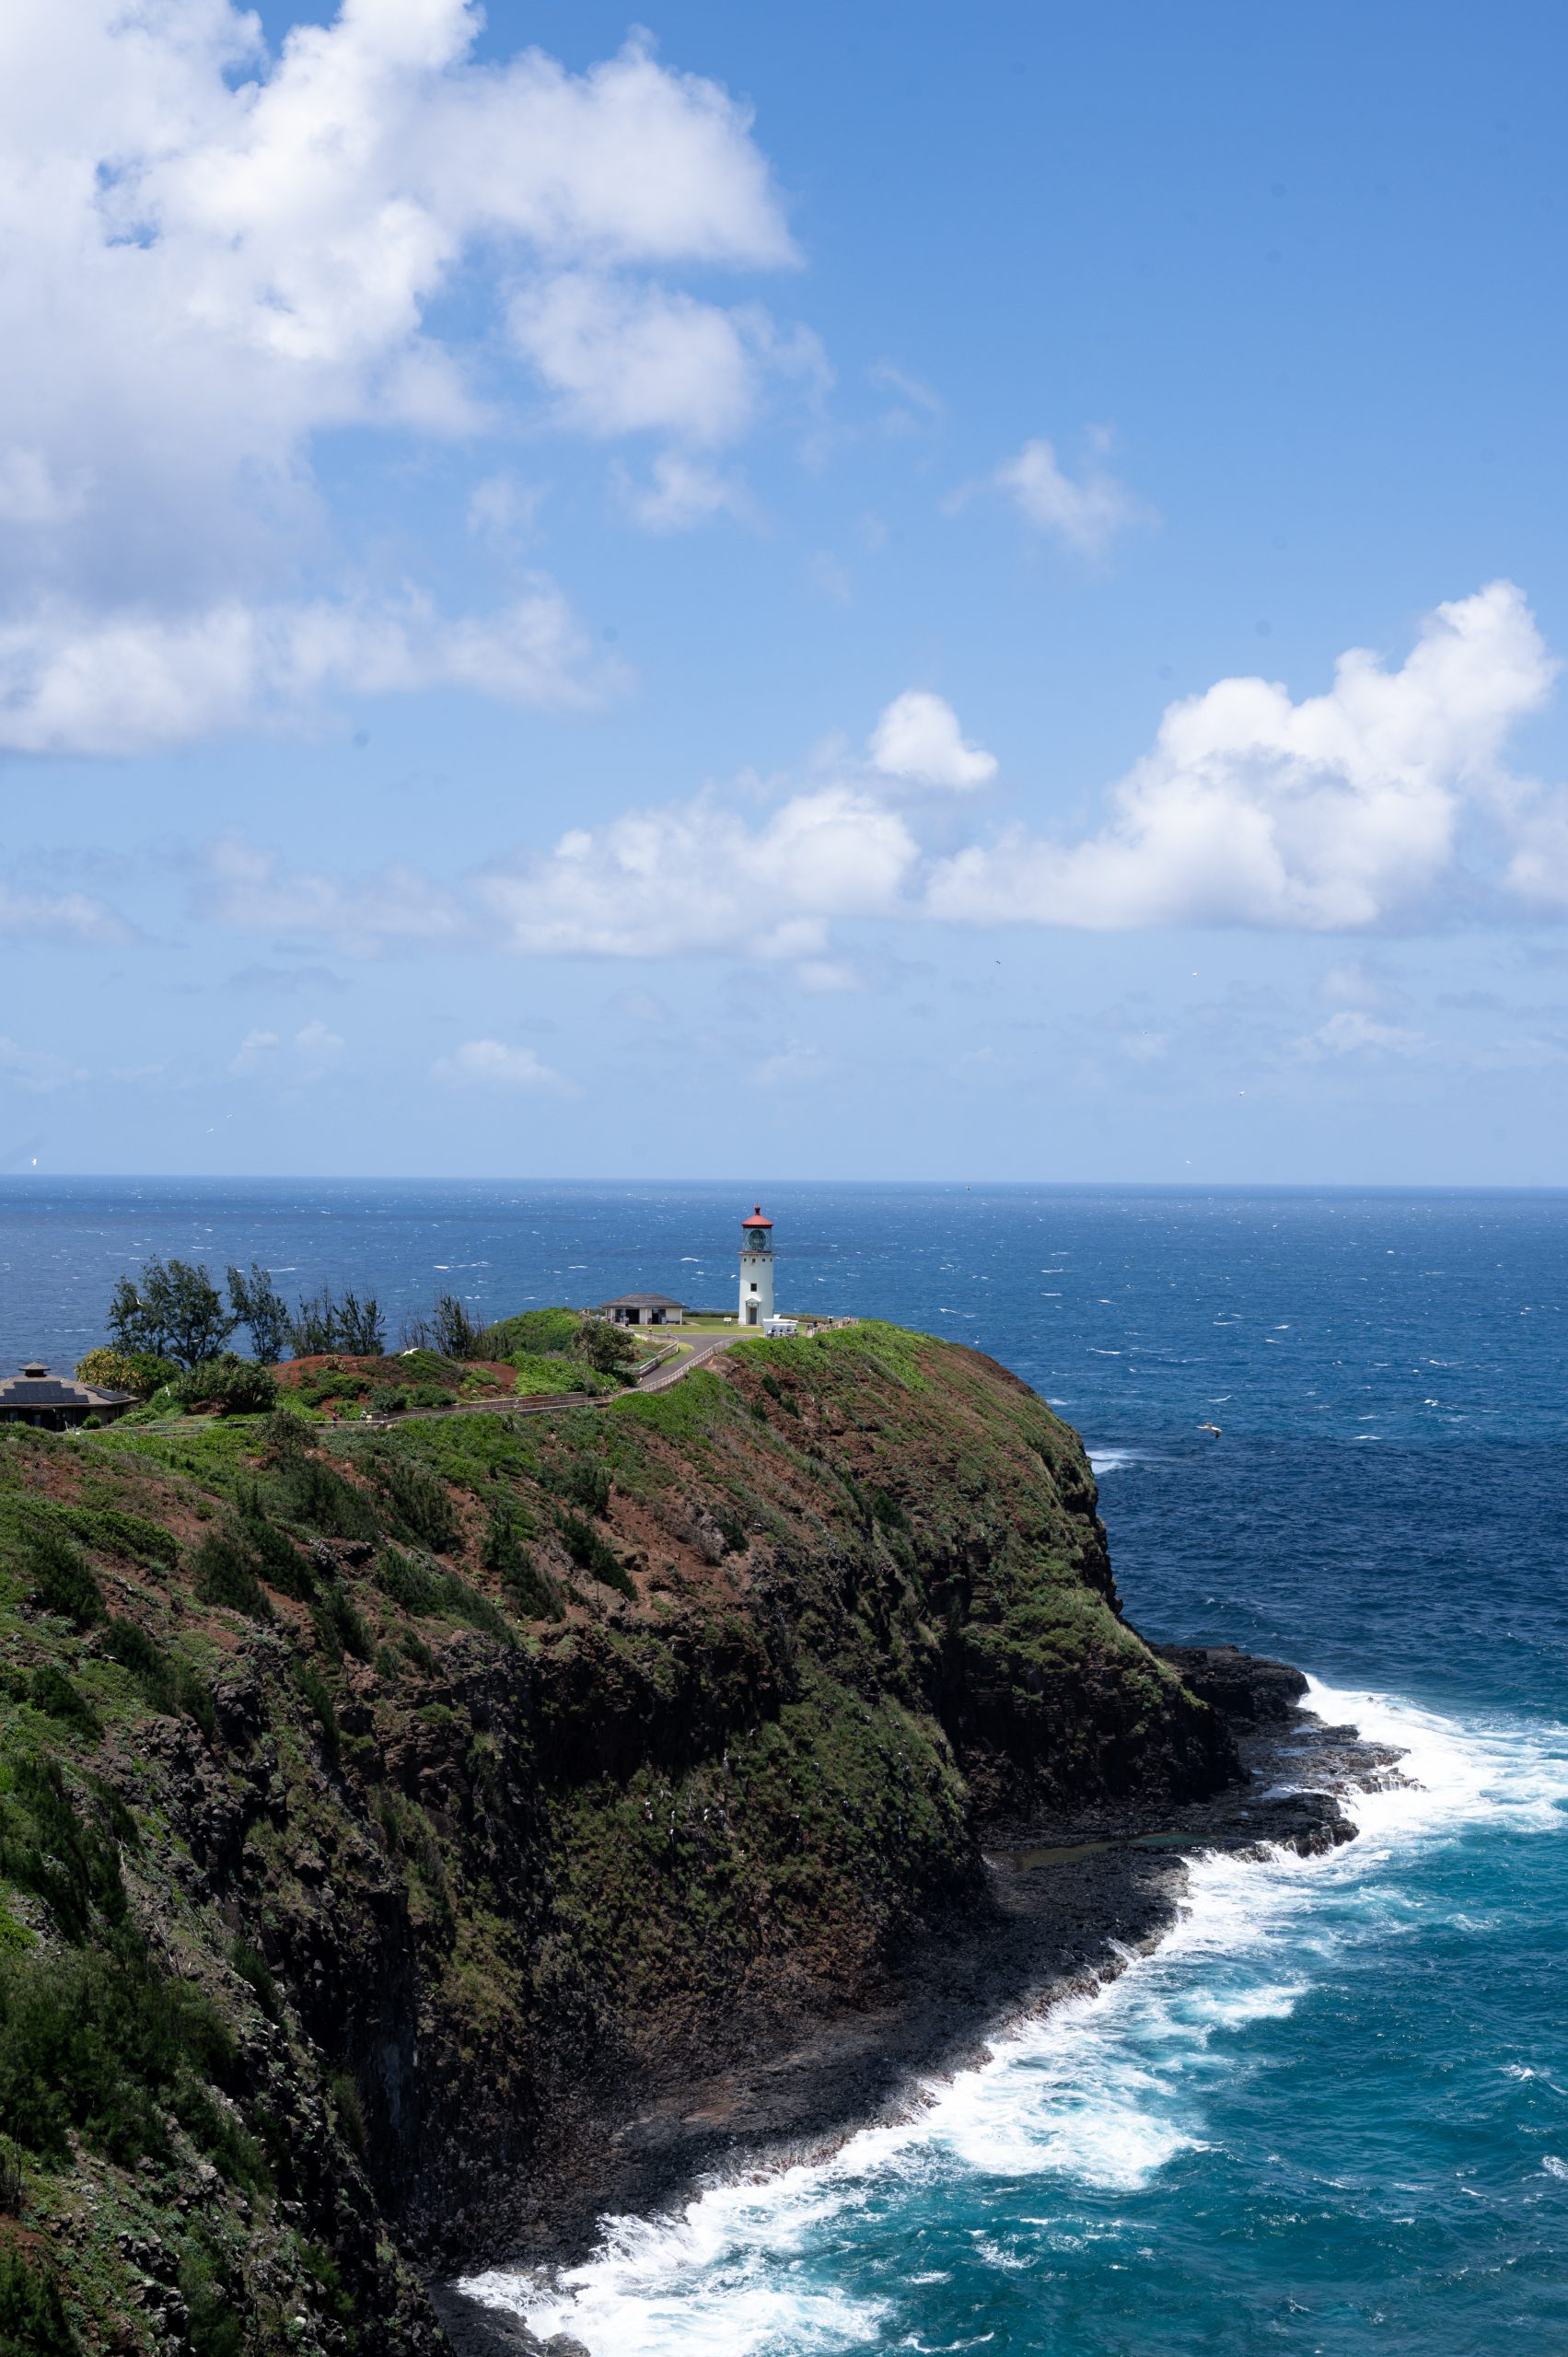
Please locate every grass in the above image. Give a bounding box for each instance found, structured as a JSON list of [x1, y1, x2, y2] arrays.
[[0, 1312, 1228, 2348], [509, 1352, 610, 1398]]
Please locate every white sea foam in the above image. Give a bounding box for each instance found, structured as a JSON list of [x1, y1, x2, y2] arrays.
[[460, 1680, 1568, 2357]]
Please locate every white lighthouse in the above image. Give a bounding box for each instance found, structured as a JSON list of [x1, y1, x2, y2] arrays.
[[738, 1203, 775, 1327]]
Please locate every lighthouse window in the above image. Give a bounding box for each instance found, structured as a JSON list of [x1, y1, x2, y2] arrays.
[[749, 1282, 758, 1292]]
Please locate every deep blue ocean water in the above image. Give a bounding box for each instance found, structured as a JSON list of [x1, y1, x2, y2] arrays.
[[5, 1179, 1566, 2354]]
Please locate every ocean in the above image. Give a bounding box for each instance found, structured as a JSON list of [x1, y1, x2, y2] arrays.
[[6, 1178, 1567, 2354]]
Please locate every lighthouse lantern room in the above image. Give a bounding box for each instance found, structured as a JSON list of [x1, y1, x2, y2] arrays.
[[738, 1204, 775, 1327]]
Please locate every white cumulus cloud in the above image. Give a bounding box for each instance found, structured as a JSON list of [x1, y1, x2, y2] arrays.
[[927, 582, 1554, 931], [230, 1019, 344, 1078], [992, 433, 1146, 556], [0, 586, 605, 756], [869, 691, 996, 791], [176, 583, 1568, 982], [1299, 1010, 1426, 1058], [294, 1019, 345, 1078], [432, 1039, 571, 1092], [511, 274, 761, 444], [0, 1037, 90, 1093], [0, 2, 797, 750], [482, 787, 918, 965], [1498, 783, 1568, 910], [0, 877, 130, 944], [614, 451, 756, 534], [229, 1028, 280, 1076], [201, 838, 464, 956]]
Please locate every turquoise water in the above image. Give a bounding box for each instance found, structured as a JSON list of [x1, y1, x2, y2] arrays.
[[5, 1179, 1566, 2352]]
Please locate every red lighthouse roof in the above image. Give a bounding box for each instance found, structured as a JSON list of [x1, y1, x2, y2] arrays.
[[741, 1204, 772, 1228]]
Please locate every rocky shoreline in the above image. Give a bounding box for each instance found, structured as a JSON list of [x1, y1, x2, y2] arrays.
[[1, 1325, 1408, 2352], [433, 1646, 1410, 2356]]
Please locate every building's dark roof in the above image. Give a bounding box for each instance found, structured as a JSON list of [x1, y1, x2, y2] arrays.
[[599, 1293, 688, 1310], [0, 1367, 134, 1409]]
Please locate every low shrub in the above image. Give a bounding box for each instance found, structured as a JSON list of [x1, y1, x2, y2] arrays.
[[549, 1456, 610, 1517], [23, 1529, 104, 1631], [0, 1757, 126, 1945], [229, 1938, 280, 2022], [259, 1409, 308, 1466], [300, 2241, 355, 2329], [75, 1346, 177, 1400], [569, 1317, 640, 1379], [377, 1547, 511, 1638], [372, 1455, 459, 1552], [180, 2247, 244, 2357], [482, 1505, 562, 1620], [327, 2067, 367, 2159], [102, 1620, 215, 1737], [190, 1534, 273, 1623], [0, 1935, 256, 2183], [377, 1547, 444, 1617], [311, 1581, 373, 1664], [0, 2245, 75, 2355], [29, 1666, 101, 1742], [172, 1356, 278, 1416], [61, 1505, 176, 1567], [440, 1574, 509, 1640], [556, 1510, 634, 1597], [279, 1457, 379, 1543], [480, 1306, 579, 1358], [294, 1661, 339, 1759], [233, 1488, 315, 1601], [510, 1351, 588, 1397], [296, 1365, 367, 1408], [394, 1348, 466, 1386]]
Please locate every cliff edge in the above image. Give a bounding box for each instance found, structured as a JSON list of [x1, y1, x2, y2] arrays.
[[0, 1324, 1251, 2352]]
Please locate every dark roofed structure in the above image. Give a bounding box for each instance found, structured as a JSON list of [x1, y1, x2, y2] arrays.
[[0, 1362, 135, 1431], [598, 1293, 688, 1328]]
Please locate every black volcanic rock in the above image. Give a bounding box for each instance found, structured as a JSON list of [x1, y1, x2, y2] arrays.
[[1152, 1641, 1309, 1724], [0, 1323, 1338, 2351]]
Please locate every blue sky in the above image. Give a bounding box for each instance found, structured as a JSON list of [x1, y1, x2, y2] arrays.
[[6, 0, 1568, 1181]]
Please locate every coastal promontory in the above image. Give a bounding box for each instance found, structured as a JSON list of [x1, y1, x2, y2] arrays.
[[0, 1322, 1317, 2353]]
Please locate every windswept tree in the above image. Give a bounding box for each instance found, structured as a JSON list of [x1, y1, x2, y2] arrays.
[[569, 1316, 640, 1378], [226, 1263, 291, 1364], [427, 1293, 483, 1360], [289, 1285, 385, 1359], [335, 1290, 385, 1355], [106, 1257, 235, 1370]]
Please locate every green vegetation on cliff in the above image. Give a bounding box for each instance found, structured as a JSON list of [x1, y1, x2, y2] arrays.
[[0, 1324, 1233, 2352]]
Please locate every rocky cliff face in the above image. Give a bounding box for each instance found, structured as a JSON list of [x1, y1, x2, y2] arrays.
[[0, 1325, 1238, 2353]]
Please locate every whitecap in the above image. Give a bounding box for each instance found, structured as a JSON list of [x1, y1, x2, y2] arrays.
[[462, 1680, 1568, 2357]]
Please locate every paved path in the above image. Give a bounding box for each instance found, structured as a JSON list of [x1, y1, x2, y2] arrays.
[[369, 1331, 740, 1427], [122, 1335, 746, 1440], [633, 1332, 738, 1392]]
